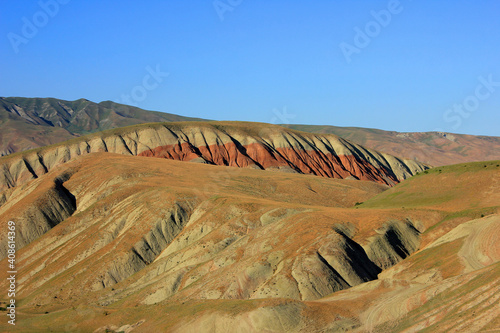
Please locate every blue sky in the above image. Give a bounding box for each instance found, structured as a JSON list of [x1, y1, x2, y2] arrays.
[[1, 0, 499, 136]]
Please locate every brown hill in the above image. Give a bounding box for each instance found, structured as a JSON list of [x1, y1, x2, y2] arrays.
[[0, 149, 498, 332], [283, 124, 500, 166], [0, 121, 427, 191], [0, 97, 205, 156]]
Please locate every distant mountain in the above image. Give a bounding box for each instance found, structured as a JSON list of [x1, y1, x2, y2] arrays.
[[282, 124, 500, 166], [0, 97, 206, 156]]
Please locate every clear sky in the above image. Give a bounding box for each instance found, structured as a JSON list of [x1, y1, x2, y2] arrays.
[[1, 0, 499, 136]]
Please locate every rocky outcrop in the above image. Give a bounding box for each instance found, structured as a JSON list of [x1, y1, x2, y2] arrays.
[[0, 153, 497, 333], [0, 122, 428, 191], [283, 124, 500, 166], [0, 151, 426, 309]]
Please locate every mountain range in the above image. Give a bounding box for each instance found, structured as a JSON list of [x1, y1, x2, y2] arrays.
[[283, 124, 500, 166], [2, 97, 499, 167]]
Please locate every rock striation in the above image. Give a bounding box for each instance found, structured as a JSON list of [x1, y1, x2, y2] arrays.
[[0, 121, 427, 191]]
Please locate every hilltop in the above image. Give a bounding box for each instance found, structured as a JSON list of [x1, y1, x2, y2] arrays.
[[2, 97, 499, 168]]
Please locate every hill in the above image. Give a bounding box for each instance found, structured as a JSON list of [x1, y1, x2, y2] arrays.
[[0, 152, 498, 332], [283, 124, 500, 166], [0, 121, 427, 192], [0, 97, 205, 156]]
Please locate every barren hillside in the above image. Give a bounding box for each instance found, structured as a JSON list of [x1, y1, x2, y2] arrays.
[[3, 97, 498, 168], [0, 121, 427, 191], [0, 149, 498, 332]]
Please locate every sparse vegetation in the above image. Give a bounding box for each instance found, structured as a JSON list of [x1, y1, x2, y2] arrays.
[[0, 128, 497, 332]]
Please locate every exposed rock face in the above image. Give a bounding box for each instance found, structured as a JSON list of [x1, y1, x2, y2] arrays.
[[3, 97, 499, 169], [0, 154, 421, 306], [98, 203, 192, 290], [0, 122, 427, 192], [139, 141, 404, 185], [0, 153, 402, 312], [363, 219, 422, 269]]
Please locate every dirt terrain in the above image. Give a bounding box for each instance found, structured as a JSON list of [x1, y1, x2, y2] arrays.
[[0, 144, 498, 332]]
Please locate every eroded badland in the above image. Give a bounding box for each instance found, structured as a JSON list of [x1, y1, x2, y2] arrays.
[[0, 121, 498, 332]]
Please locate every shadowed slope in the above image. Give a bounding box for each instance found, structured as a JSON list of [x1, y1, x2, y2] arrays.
[[0, 154, 395, 324]]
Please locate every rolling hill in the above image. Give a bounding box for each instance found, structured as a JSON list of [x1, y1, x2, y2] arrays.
[[2, 97, 499, 169], [0, 150, 498, 332], [0, 98, 498, 332]]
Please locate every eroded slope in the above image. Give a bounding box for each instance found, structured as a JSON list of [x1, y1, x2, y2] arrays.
[[284, 124, 500, 166], [0, 121, 427, 192], [0, 156, 497, 332], [0, 97, 205, 156]]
